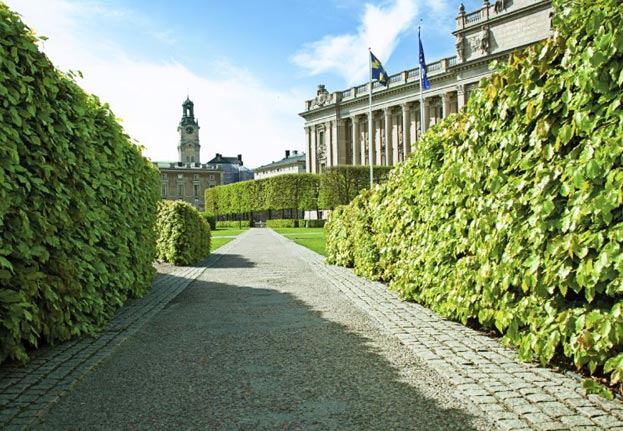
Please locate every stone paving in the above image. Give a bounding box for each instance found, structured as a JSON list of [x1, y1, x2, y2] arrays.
[[286, 232, 623, 431], [0, 228, 622, 430], [0, 242, 236, 431]]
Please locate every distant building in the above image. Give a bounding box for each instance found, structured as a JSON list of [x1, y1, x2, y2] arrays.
[[300, 0, 553, 173], [206, 153, 254, 185], [254, 150, 306, 180], [155, 97, 249, 210]]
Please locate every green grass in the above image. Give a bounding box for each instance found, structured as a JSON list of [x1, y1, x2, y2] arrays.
[[272, 227, 327, 256], [211, 227, 249, 251]]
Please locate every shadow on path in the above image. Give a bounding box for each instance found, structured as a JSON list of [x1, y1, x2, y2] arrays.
[[31, 276, 485, 431]]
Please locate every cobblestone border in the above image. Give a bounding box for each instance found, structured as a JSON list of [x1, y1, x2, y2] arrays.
[[0, 236, 245, 431], [272, 230, 623, 431]]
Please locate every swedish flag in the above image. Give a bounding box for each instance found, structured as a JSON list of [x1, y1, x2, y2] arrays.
[[370, 51, 388, 87]]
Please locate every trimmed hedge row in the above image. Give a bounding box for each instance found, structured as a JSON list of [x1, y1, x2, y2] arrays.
[[156, 201, 211, 266], [216, 220, 252, 229], [205, 167, 392, 219], [266, 219, 300, 228], [0, 5, 160, 364], [326, 0, 623, 395], [205, 173, 319, 218], [318, 165, 393, 209]]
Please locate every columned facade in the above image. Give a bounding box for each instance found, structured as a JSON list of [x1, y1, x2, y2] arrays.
[[300, 0, 553, 174]]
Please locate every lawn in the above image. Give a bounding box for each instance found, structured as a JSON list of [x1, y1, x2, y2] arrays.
[[211, 227, 249, 251], [272, 227, 326, 257]]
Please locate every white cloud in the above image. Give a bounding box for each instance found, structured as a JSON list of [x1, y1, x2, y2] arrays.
[[5, 0, 304, 168], [291, 0, 419, 85]]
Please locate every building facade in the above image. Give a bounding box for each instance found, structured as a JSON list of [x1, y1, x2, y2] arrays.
[[206, 153, 254, 185], [155, 98, 223, 211], [300, 0, 553, 174], [254, 150, 306, 179]]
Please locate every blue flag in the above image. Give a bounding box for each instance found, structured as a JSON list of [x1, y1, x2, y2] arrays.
[[370, 51, 388, 87], [418, 30, 430, 90]]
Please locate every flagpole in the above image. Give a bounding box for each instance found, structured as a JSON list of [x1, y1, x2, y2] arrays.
[[418, 26, 425, 141], [368, 48, 374, 188]]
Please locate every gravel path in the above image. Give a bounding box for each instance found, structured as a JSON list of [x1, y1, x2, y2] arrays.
[[28, 229, 493, 431]]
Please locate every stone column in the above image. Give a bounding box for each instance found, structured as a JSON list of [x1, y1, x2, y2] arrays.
[[424, 99, 431, 133], [335, 120, 344, 166], [401, 103, 411, 160], [384, 108, 392, 166], [305, 127, 312, 173], [375, 116, 383, 166], [310, 126, 317, 174], [351, 116, 360, 165], [361, 118, 368, 165], [392, 111, 400, 165], [457, 84, 466, 111], [441, 93, 449, 119]]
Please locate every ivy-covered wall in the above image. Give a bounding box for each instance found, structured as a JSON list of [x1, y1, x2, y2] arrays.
[[326, 0, 623, 394], [0, 4, 161, 364]]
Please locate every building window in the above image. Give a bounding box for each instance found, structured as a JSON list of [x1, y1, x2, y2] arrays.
[[178, 184, 185, 197], [161, 183, 168, 197], [209, 174, 215, 180], [194, 184, 199, 198], [193, 174, 199, 180]]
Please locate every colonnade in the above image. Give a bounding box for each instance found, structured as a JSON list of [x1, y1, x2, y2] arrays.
[[305, 91, 461, 174]]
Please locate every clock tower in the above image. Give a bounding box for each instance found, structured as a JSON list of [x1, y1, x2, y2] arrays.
[[177, 97, 201, 164]]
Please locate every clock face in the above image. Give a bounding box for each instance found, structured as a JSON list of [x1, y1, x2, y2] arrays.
[[185, 126, 194, 134]]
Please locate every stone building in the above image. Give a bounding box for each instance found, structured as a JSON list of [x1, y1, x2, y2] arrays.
[[155, 97, 223, 211], [206, 153, 254, 185], [300, 0, 553, 174], [254, 150, 306, 180]]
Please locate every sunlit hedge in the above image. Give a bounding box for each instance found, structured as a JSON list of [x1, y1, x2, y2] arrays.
[[0, 4, 160, 364], [326, 0, 623, 395]]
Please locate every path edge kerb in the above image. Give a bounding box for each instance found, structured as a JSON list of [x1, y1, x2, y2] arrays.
[[268, 228, 623, 431]]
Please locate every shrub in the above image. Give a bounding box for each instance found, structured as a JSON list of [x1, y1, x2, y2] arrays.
[[266, 219, 299, 228], [155, 201, 211, 266], [200, 213, 216, 230], [216, 220, 252, 229], [0, 4, 160, 364], [325, 0, 623, 393]]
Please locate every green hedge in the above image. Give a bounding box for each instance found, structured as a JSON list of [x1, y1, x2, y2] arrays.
[[205, 173, 319, 218], [156, 201, 211, 266], [0, 4, 160, 364], [216, 220, 252, 229], [205, 167, 392, 219], [200, 213, 216, 230], [318, 165, 393, 209], [305, 219, 325, 228], [326, 0, 623, 395], [266, 219, 300, 228]]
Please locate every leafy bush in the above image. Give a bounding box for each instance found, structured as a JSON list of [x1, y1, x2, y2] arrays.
[[0, 4, 160, 364], [200, 213, 216, 230], [266, 219, 300, 228], [305, 219, 325, 228], [326, 0, 623, 392], [155, 201, 211, 266]]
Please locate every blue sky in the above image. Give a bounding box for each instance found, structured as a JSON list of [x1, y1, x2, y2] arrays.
[[6, 0, 483, 168]]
